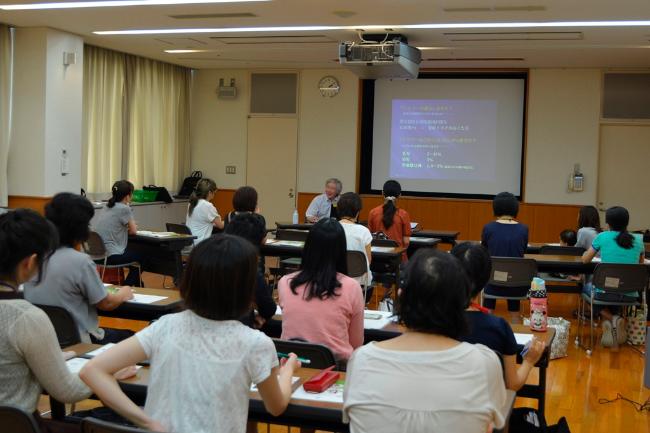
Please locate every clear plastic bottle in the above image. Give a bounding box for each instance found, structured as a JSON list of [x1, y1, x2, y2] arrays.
[[292, 209, 299, 224]]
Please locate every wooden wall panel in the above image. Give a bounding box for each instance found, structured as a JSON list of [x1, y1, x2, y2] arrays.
[[297, 192, 581, 243], [211, 189, 236, 217], [7, 196, 51, 214]]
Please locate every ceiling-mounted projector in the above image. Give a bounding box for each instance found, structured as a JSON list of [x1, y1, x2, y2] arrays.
[[339, 40, 421, 79]]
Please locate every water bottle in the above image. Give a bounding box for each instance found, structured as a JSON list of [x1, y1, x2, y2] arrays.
[[529, 277, 548, 332], [292, 209, 299, 224]]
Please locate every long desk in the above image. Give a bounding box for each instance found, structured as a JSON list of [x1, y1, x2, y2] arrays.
[[411, 229, 460, 246], [127, 233, 194, 284], [63, 343, 516, 432], [98, 287, 183, 321]]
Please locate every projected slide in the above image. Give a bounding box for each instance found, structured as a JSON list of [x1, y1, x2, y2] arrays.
[[389, 99, 497, 181]]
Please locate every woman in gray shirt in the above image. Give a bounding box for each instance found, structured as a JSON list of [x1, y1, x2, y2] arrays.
[[576, 205, 601, 250]]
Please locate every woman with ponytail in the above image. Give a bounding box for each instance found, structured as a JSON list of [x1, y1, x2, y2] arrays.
[[95, 180, 143, 287], [186, 178, 224, 245], [367, 180, 412, 261], [0, 209, 92, 412], [582, 206, 645, 347]]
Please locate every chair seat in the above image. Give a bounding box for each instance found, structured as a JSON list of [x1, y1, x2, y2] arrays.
[[580, 292, 640, 307]]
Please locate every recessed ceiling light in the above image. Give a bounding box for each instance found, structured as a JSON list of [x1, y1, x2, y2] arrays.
[[0, 0, 268, 11], [93, 20, 650, 35], [164, 49, 216, 53]]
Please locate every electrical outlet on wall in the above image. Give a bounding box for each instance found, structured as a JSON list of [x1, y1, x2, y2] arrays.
[[225, 165, 236, 174]]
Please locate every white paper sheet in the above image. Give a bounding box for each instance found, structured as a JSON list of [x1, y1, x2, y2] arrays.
[[291, 382, 345, 404], [591, 256, 650, 265], [136, 231, 180, 238], [251, 376, 300, 392], [85, 343, 116, 358], [66, 357, 90, 374], [514, 333, 533, 346], [269, 240, 305, 247], [363, 310, 394, 330], [371, 246, 395, 253], [127, 294, 168, 304], [410, 222, 419, 229]]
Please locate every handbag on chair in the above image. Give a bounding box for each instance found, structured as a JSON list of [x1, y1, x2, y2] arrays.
[[626, 305, 647, 346]]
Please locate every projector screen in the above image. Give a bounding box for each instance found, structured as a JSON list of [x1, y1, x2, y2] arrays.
[[360, 73, 527, 199]]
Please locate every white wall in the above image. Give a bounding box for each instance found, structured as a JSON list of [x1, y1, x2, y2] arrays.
[[191, 67, 608, 204], [190, 69, 360, 193], [525, 69, 602, 205], [8, 27, 83, 197]]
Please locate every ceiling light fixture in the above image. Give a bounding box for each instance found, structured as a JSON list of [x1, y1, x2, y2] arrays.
[[93, 20, 650, 35], [164, 49, 215, 53], [0, 0, 268, 11]]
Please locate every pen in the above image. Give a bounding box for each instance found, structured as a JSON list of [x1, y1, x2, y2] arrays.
[[277, 352, 311, 365]]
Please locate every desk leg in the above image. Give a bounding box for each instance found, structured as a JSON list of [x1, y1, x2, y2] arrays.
[[173, 251, 183, 286], [50, 397, 66, 420], [538, 364, 547, 417]]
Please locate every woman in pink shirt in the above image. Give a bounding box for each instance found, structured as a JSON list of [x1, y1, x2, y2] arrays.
[[278, 218, 365, 365]]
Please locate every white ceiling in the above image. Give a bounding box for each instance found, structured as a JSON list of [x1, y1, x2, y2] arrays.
[[1, 0, 650, 69]]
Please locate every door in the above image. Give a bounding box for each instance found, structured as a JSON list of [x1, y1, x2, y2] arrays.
[[597, 124, 650, 230], [246, 117, 298, 228]]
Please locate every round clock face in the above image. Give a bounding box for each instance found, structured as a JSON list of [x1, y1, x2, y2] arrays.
[[318, 76, 340, 97]]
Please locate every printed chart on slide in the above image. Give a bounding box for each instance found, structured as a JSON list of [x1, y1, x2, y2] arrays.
[[390, 99, 497, 181]]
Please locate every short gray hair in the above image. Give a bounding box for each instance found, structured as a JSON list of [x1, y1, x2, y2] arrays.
[[325, 178, 342, 194]]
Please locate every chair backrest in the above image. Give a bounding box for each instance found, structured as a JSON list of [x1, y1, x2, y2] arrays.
[[346, 250, 368, 279], [592, 263, 649, 295], [371, 238, 399, 248], [0, 406, 41, 433], [272, 338, 337, 369], [489, 257, 538, 288], [539, 245, 586, 256], [276, 229, 309, 242], [81, 417, 153, 433], [84, 231, 107, 260], [165, 223, 192, 236], [35, 304, 81, 348]]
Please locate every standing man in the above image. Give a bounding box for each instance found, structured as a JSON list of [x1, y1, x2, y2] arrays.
[[305, 178, 342, 223]]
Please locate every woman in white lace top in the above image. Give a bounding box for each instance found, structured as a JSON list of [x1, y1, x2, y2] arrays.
[[0, 209, 91, 412], [81, 235, 301, 433]]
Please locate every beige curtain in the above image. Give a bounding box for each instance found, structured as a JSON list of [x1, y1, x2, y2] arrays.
[[83, 45, 126, 194], [83, 45, 190, 193], [125, 55, 190, 191], [0, 25, 13, 207]]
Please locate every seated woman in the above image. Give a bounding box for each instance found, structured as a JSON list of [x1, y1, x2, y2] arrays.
[[582, 206, 645, 347], [481, 192, 529, 323], [0, 209, 92, 413], [278, 218, 364, 365], [337, 192, 372, 288], [94, 180, 144, 286], [24, 193, 134, 344], [186, 178, 224, 244], [367, 180, 411, 261], [451, 242, 545, 391], [80, 235, 300, 432], [225, 212, 277, 328], [343, 249, 506, 433], [224, 186, 266, 229]]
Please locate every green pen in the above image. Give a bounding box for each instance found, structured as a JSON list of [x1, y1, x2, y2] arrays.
[[277, 352, 311, 365]]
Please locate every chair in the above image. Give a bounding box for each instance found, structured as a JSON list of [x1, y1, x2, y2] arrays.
[[576, 263, 648, 355], [371, 238, 399, 248], [84, 231, 142, 286], [81, 417, 154, 433], [165, 223, 191, 236], [346, 250, 370, 300], [538, 245, 585, 294], [370, 239, 400, 300], [275, 229, 308, 273], [35, 304, 81, 348], [0, 406, 41, 433], [482, 257, 538, 316], [272, 339, 337, 369]]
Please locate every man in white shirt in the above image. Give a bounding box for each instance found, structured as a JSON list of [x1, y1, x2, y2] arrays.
[[305, 178, 342, 223]]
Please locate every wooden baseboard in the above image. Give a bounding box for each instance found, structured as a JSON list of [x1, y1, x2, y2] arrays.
[[7, 196, 52, 214]]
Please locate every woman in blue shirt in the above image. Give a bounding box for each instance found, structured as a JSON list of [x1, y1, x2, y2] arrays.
[[481, 192, 529, 323], [581, 206, 645, 347]]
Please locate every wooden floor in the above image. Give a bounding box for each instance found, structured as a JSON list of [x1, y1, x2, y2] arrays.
[[43, 272, 649, 433]]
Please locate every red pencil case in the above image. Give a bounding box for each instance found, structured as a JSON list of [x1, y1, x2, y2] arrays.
[[303, 367, 340, 393]]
